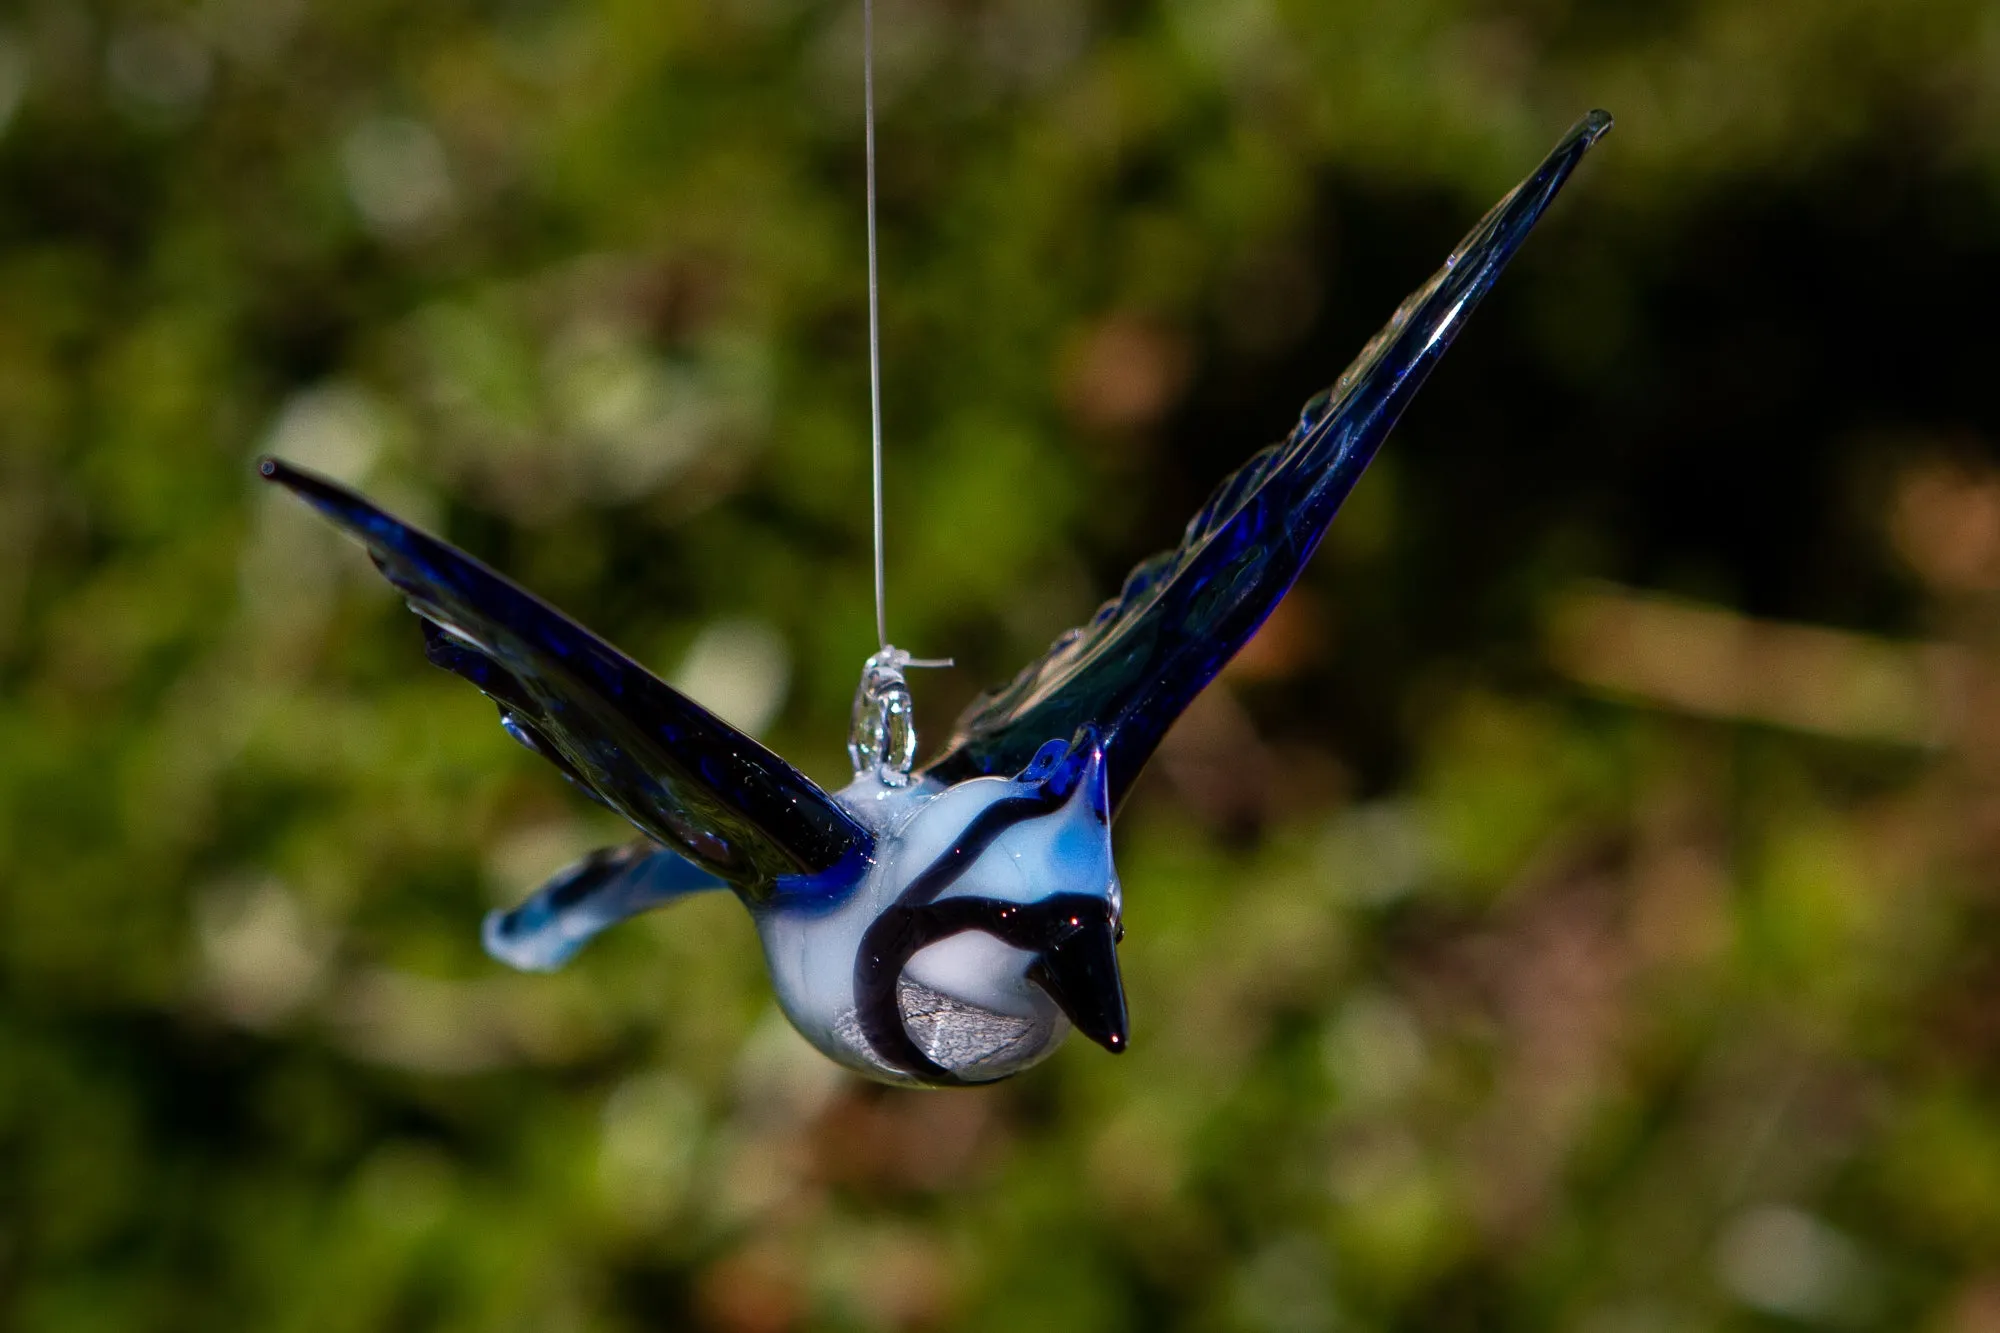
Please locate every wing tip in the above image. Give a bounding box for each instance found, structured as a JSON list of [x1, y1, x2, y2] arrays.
[[1522, 109, 1614, 213], [1435, 108, 1612, 292], [255, 454, 401, 548], [255, 454, 341, 508], [256, 454, 316, 490]]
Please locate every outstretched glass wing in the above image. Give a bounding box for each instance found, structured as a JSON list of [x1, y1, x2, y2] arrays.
[[923, 111, 1612, 809], [259, 459, 872, 888]]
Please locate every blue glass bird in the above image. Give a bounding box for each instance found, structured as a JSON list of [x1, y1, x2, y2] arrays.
[[261, 111, 1609, 1086]]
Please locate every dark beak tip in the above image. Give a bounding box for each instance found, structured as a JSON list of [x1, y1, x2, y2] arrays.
[[1027, 905, 1129, 1055], [1074, 1009, 1128, 1054]]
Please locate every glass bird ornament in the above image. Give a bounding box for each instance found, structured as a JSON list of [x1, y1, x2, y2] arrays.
[[260, 111, 1610, 1087]]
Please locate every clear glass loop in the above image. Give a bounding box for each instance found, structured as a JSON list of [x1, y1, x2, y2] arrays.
[[848, 646, 949, 785]]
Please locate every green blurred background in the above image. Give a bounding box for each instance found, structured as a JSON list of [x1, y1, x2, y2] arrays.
[[5, 0, 2000, 1328]]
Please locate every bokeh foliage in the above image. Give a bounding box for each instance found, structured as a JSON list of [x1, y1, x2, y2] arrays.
[[5, 0, 2000, 1329]]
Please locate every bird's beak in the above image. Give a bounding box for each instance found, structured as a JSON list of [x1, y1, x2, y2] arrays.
[[1027, 906, 1128, 1054]]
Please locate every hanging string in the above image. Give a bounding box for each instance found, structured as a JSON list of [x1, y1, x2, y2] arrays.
[[864, 0, 888, 654], [847, 0, 950, 783]]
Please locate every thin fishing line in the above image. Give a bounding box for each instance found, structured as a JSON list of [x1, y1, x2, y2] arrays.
[[864, 0, 888, 653]]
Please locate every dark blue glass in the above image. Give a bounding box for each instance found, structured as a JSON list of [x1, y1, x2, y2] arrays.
[[257, 457, 873, 888], [923, 111, 1613, 808]]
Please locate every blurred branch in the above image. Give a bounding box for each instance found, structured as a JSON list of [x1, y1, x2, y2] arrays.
[[1547, 582, 1970, 748]]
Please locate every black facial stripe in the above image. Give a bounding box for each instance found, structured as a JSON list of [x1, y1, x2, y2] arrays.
[[896, 794, 1053, 908], [854, 791, 1067, 1082], [855, 894, 1115, 1086]]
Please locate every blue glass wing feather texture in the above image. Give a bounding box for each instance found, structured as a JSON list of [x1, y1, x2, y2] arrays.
[[261, 111, 1609, 1086], [924, 110, 1613, 806], [258, 457, 871, 890]]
